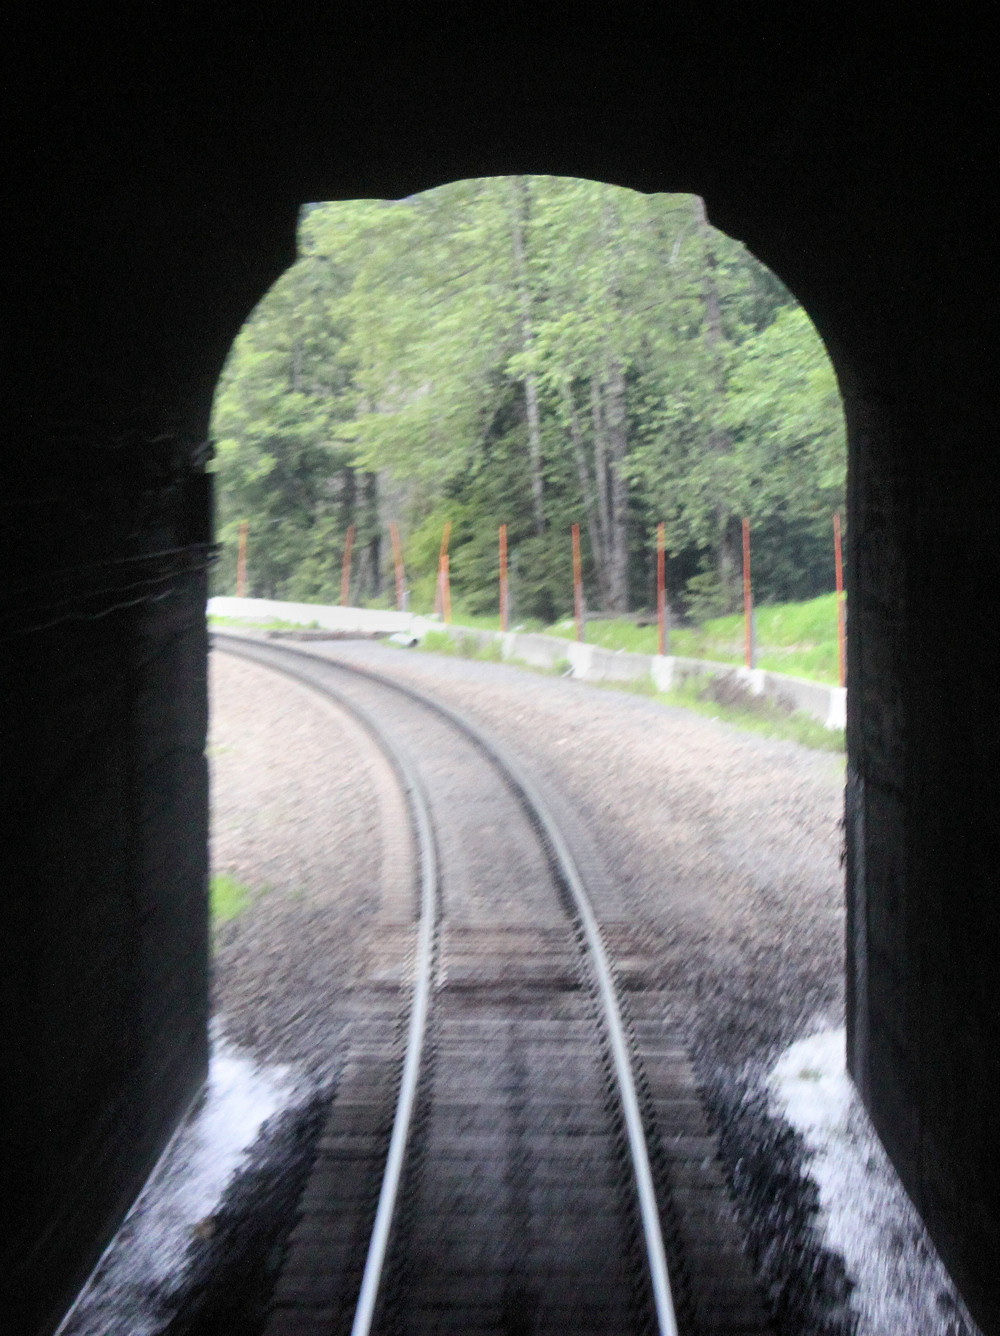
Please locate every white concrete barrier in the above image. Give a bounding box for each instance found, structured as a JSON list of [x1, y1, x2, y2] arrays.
[[207, 598, 846, 731], [474, 626, 845, 730], [208, 596, 426, 637]]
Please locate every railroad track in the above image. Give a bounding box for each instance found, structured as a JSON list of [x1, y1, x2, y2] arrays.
[[213, 633, 772, 1336]]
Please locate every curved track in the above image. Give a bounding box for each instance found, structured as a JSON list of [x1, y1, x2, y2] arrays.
[[213, 632, 770, 1336]]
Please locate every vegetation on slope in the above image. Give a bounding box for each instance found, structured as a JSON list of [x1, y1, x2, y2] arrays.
[[570, 592, 844, 684]]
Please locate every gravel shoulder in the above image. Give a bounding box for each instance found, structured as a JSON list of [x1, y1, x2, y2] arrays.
[[212, 639, 846, 1065], [208, 640, 849, 1333], [209, 652, 408, 1072], [306, 641, 848, 1063]]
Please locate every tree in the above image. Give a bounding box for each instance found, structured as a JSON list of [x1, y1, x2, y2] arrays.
[[211, 178, 846, 620], [211, 221, 362, 600]]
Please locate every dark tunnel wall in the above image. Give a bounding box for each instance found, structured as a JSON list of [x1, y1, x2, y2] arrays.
[[4, 13, 997, 1334], [3, 202, 300, 1333]]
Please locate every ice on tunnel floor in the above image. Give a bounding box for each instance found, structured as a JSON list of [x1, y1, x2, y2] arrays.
[[58, 1025, 297, 1336], [770, 1027, 980, 1336]]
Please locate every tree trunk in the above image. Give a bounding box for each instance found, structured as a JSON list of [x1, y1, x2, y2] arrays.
[[562, 381, 608, 604], [693, 195, 739, 611], [603, 359, 631, 613], [590, 378, 613, 572], [597, 196, 631, 613], [693, 196, 725, 355], [364, 472, 381, 599], [716, 508, 741, 609], [509, 176, 546, 535], [340, 466, 357, 527]]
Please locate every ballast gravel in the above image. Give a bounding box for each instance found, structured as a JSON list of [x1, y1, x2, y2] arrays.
[[296, 639, 847, 1069], [209, 653, 388, 1071], [206, 640, 974, 1336]]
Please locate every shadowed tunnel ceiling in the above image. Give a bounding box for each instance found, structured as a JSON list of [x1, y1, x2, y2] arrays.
[[3, 11, 997, 1335]]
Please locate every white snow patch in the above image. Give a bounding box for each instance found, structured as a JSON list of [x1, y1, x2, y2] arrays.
[[58, 1029, 298, 1336], [770, 1026, 980, 1335]]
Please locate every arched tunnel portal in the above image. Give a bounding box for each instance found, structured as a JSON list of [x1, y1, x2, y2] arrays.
[[4, 15, 996, 1335]]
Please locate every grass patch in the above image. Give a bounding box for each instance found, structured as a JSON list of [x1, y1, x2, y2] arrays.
[[418, 629, 456, 654], [209, 614, 323, 631], [582, 671, 842, 750], [417, 628, 504, 661], [210, 872, 252, 923], [659, 675, 845, 751], [596, 675, 659, 696], [545, 591, 843, 685]]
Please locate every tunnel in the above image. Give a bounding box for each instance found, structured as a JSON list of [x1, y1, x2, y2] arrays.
[[4, 13, 996, 1335]]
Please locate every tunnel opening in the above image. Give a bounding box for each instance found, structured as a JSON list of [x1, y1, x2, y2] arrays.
[[209, 180, 846, 639], [58, 177, 864, 1335], [183, 180, 885, 1333], [51, 171, 986, 1336], [190, 180, 977, 1336]]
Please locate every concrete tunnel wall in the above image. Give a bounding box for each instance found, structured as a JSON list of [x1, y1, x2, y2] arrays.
[[3, 14, 996, 1334]]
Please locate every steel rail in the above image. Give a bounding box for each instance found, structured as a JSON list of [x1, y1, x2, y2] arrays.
[[213, 635, 438, 1336], [213, 633, 680, 1336]]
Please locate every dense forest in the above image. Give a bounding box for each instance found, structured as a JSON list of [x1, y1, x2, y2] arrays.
[[211, 177, 845, 622]]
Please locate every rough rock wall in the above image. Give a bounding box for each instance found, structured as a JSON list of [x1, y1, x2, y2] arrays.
[[3, 60, 299, 1322], [6, 567, 210, 1335]]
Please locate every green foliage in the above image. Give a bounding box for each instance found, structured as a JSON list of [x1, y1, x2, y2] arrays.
[[680, 570, 730, 624], [417, 629, 458, 655], [211, 178, 846, 620], [211, 211, 382, 602], [210, 872, 251, 923]]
